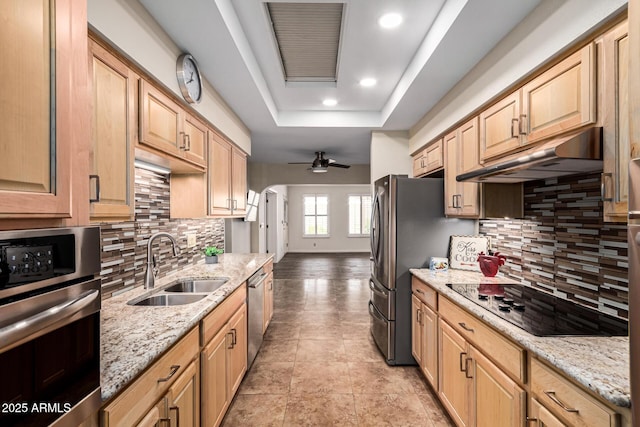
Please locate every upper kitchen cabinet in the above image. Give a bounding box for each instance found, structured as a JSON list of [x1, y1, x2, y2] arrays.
[[479, 91, 523, 162], [138, 79, 206, 172], [480, 43, 596, 163], [412, 139, 444, 178], [88, 38, 137, 222], [522, 43, 596, 144], [209, 130, 247, 217], [600, 20, 629, 222], [0, 0, 86, 219], [445, 117, 480, 217]]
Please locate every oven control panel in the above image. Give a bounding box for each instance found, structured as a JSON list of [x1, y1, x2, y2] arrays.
[[3, 245, 54, 283]]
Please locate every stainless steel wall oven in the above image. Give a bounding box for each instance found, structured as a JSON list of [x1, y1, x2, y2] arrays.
[[0, 227, 101, 427]]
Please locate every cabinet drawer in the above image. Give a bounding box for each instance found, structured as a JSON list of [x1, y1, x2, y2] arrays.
[[411, 276, 437, 310], [531, 358, 618, 427], [201, 284, 246, 344], [102, 327, 199, 427], [263, 260, 274, 274], [439, 297, 525, 383]]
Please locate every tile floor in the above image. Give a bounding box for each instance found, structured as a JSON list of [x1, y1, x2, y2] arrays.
[[222, 257, 454, 426]]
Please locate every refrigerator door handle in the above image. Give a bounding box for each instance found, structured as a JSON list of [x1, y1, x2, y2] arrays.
[[371, 192, 382, 262], [369, 280, 388, 297]]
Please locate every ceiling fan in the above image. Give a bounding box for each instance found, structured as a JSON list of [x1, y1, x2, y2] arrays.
[[289, 151, 351, 173]]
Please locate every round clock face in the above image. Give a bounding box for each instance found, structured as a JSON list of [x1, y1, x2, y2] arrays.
[[177, 53, 202, 104]]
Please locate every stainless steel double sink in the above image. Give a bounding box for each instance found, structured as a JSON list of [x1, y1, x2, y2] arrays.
[[127, 278, 229, 306]]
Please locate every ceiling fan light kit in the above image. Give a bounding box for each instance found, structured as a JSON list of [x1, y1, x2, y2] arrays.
[[288, 151, 351, 172]]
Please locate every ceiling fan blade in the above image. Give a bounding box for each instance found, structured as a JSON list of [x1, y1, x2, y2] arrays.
[[288, 162, 312, 164], [328, 163, 350, 168]]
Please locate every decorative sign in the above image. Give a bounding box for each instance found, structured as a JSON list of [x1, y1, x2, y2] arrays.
[[449, 235, 490, 271]]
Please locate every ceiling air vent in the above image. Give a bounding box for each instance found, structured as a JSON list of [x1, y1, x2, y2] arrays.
[[266, 2, 344, 82]]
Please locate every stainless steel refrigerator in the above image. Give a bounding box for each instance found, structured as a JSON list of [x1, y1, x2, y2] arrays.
[[369, 175, 475, 365]]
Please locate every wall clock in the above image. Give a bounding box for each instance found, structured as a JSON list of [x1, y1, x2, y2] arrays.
[[176, 53, 203, 104]]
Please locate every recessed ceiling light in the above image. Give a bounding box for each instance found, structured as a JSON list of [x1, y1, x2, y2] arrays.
[[322, 99, 337, 107], [378, 13, 403, 29], [360, 78, 377, 87]]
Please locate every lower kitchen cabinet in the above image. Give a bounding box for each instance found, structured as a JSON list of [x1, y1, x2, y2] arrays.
[[439, 320, 472, 427], [263, 271, 274, 333], [169, 360, 200, 427], [101, 328, 199, 427], [529, 398, 566, 427], [201, 285, 247, 427], [411, 278, 438, 389]]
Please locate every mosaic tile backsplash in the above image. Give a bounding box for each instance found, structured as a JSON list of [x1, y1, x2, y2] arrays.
[[99, 168, 224, 299], [480, 173, 628, 319]]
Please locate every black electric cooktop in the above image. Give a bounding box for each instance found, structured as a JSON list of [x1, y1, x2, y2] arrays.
[[446, 283, 628, 337]]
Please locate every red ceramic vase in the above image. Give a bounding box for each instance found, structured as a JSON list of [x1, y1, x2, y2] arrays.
[[477, 252, 506, 277]]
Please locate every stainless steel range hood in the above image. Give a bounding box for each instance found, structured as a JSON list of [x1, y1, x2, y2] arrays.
[[457, 127, 603, 183]]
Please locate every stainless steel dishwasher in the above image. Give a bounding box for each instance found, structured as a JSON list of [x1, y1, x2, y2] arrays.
[[247, 267, 267, 368]]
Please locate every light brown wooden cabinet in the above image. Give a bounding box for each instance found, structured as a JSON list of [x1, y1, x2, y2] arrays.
[[411, 278, 439, 389], [263, 271, 274, 333], [522, 43, 596, 144], [101, 328, 199, 427], [439, 319, 472, 427], [601, 21, 630, 222], [169, 360, 200, 427], [0, 0, 87, 220], [479, 90, 523, 161], [529, 398, 567, 427], [479, 43, 596, 164], [209, 130, 248, 217], [138, 80, 207, 172], [445, 117, 480, 217], [412, 139, 444, 177], [88, 38, 136, 222], [201, 285, 247, 427]]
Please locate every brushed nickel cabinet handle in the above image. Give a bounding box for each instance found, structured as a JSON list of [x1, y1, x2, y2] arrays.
[[231, 328, 237, 346], [519, 114, 528, 135], [601, 172, 613, 202], [511, 118, 519, 138], [459, 322, 475, 333], [416, 308, 422, 325], [179, 131, 187, 150], [459, 352, 467, 372], [157, 365, 180, 383], [465, 358, 473, 378], [170, 406, 180, 427], [544, 391, 579, 413], [89, 175, 101, 203]]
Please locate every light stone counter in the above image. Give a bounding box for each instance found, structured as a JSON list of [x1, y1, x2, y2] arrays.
[[410, 268, 630, 408], [100, 253, 273, 401]]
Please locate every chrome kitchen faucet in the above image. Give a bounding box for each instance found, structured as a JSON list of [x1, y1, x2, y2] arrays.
[[144, 232, 180, 289]]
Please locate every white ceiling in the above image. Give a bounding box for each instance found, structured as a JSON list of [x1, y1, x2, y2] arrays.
[[139, 0, 541, 166]]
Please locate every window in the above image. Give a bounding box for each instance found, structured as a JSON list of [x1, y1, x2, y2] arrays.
[[348, 194, 372, 236], [303, 195, 329, 236]]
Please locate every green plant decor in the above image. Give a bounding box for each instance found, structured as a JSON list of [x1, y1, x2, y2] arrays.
[[204, 246, 224, 257]]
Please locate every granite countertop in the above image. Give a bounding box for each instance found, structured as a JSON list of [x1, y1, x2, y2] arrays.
[[100, 253, 273, 402], [410, 268, 630, 409]]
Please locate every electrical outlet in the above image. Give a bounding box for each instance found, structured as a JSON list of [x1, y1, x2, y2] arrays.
[[186, 233, 197, 248]]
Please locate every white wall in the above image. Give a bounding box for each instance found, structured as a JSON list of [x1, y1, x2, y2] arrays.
[[287, 185, 371, 253], [370, 131, 412, 183], [409, 0, 627, 151], [87, 0, 251, 152]]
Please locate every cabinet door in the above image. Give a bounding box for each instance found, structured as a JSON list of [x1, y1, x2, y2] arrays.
[[522, 43, 596, 143], [444, 130, 460, 216], [139, 79, 182, 156], [183, 114, 208, 168], [413, 151, 427, 177], [169, 360, 199, 427], [471, 346, 526, 427], [421, 304, 438, 389], [263, 272, 274, 333], [602, 21, 629, 222], [135, 405, 162, 427], [209, 132, 232, 215], [529, 398, 567, 427], [227, 304, 247, 397], [89, 39, 136, 222], [411, 295, 423, 366], [458, 117, 480, 217], [425, 139, 444, 173], [232, 148, 248, 215], [0, 0, 82, 218], [438, 320, 471, 427], [201, 328, 229, 427], [480, 91, 522, 161]]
